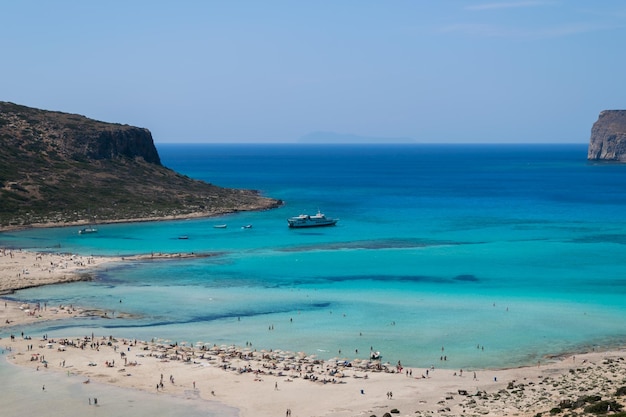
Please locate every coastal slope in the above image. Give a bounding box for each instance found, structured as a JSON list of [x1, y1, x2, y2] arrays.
[[0, 102, 281, 229], [588, 110, 626, 161]]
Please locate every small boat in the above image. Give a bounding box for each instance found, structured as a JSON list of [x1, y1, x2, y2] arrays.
[[178, 235, 189, 240], [79, 208, 98, 234], [241, 224, 253, 229], [213, 224, 227, 229], [288, 210, 338, 228], [370, 351, 382, 360]]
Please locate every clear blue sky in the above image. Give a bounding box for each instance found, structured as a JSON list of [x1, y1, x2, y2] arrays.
[[2, 1, 625, 143]]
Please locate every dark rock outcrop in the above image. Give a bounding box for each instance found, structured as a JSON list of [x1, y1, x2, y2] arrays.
[[0, 101, 281, 229], [87, 128, 161, 164], [588, 110, 626, 161]]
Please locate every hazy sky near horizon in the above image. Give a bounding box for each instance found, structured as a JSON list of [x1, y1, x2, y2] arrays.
[[2, 1, 625, 144]]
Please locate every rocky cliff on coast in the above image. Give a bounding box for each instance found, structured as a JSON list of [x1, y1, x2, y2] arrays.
[[588, 110, 626, 161], [0, 101, 280, 229]]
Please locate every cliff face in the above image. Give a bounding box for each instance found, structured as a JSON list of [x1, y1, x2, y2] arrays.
[[0, 101, 280, 229], [587, 110, 626, 161], [0, 102, 161, 164]]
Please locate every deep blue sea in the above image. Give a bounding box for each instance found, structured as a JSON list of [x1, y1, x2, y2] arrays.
[[2, 144, 626, 371]]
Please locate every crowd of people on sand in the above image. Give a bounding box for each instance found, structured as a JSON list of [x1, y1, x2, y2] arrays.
[[4, 329, 459, 417], [3, 325, 429, 414], [7, 328, 420, 385], [3, 319, 626, 417], [141, 338, 405, 385]]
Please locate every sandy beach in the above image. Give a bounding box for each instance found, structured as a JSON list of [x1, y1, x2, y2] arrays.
[[0, 247, 217, 295], [1, 327, 625, 417], [2, 250, 626, 417], [0, 248, 117, 294]]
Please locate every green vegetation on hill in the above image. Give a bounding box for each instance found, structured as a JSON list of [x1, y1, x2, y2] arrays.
[[0, 102, 281, 229]]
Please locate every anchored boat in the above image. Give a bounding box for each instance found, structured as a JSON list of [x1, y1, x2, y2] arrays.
[[287, 210, 338, 228]]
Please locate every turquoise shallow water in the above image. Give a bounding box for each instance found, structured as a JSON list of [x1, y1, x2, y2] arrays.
[[2, 144, 626, 370]]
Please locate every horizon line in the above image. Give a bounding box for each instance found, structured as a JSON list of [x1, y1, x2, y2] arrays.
[[155, 141, 589, 145]]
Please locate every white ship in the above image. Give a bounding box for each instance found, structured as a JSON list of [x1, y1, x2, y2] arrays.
[[287, 210, 338, 228]]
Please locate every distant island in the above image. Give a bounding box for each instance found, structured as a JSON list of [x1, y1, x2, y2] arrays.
[[299, 131, 415, 144], [588, 110, 626, 161], [0, 101, 281, 230]]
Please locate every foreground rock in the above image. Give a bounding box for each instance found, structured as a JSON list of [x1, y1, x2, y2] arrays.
[[0, 101, 281, 229], [588, 110, 626, 161]]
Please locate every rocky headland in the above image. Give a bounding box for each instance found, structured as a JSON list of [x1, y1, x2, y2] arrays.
[[0, 102, 281, 229], [588, 110, 626, 161]]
